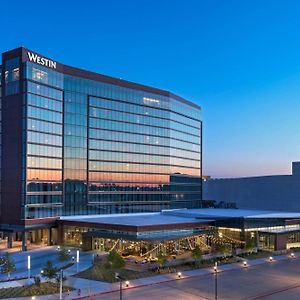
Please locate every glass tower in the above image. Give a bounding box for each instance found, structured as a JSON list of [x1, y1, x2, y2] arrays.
[[1, 48, 202, 223]]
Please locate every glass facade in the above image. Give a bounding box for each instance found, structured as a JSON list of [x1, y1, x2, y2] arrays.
[[25, 64, 63, 218], [7, 55, 202, 219]]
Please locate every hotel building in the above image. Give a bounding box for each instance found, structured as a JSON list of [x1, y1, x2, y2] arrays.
[[0, 47, 202, 249], [1, 48, 299, 254]]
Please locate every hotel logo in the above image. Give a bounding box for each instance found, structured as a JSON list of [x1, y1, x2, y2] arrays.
[[27, 52, 57, 69]]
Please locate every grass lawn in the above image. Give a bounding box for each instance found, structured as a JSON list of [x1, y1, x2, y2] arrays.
[[0, 282, 73, 299], [76, 264, 151, 282]]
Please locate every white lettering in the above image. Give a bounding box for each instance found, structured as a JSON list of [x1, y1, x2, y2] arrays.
[[28, 52, 38, 63], [27, 52, 57, 69]]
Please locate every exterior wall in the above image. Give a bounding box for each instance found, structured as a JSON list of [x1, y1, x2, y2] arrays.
[[203, 166, 300, 212], [275, 234, 287, 251], [0, 49, 24, 227], [0, 47, 202, 226]]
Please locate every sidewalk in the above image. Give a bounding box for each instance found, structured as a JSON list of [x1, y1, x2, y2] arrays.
[[4, 252, 297, 300]]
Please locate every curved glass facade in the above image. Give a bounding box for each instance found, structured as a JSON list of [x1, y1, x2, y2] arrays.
[[22, 60, 202, 219]]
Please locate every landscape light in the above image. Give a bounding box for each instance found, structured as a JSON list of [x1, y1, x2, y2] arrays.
[[243, 261, 247, 267], [125, 280, 130, 287], [177, 272, 182, 278], [269, 256, 273, 262], [291, 252, 295, 258]]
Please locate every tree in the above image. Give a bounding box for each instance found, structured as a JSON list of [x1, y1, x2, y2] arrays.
[[58, 247, 71, 262], [0, 252, 16, 279], [107, 250, 125, 269], [192, 245, 202, 267], [34, 276, 41, 287], [41, 261, 58, 280], [219, 244, 232, 257], [157, 251, 167, 269], [245, 239, 256, 253]]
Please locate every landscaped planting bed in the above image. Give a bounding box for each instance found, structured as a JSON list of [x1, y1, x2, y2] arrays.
[[0, 282, 73, 298]]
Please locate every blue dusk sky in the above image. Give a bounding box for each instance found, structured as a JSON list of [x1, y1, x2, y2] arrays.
[[2, 0, 300, 178]]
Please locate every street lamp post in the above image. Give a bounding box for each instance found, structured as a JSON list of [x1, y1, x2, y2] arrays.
[[59, 269, 63, 300], [27, 255, 31, 280], [115, 273, 123, 300], [76, 250, 80, 273], [214, 262, 218, 300]]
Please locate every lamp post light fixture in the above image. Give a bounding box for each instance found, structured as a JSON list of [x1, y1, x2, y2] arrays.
[[27, 255, 31, 279], [177, 272, 182, 279], [125, 280, 130, 287], [269, 256, 273, 262]]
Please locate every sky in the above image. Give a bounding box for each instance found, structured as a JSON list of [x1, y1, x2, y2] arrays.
[[2, 0, 300, 178]]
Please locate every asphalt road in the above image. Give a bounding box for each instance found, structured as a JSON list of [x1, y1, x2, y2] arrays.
[[94, 258, 300, 300]]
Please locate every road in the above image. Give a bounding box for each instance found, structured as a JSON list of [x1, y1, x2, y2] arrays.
[[94, 258, 300, 300]]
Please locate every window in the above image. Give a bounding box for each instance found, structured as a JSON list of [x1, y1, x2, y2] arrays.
[[13, 68, 20, 81], [32, 68, 48, 84], [4, 71, 8, 83]]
